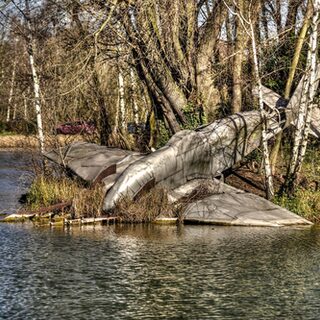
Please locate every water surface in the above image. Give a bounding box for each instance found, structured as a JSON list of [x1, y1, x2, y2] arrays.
[[1, 224, 320, 319], [0, 150, 34, 215], [1, 150, 320, 319]]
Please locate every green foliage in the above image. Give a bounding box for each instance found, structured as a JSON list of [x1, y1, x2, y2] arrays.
[[26, 175, 81, 210], [156, 120, 171, 149], [0, 122, 15, 136], [182, 103, 207, 130], [261, 34, 307, 94], [5, 119, 37, 135], [244, 148, 262, 166], [274, 145, 320, 223], [0, 131, 15, 137], [274, 189, 320, 223], [0, 120, 37, 135], [155, 104, 208, 149], [303, 143, 320, 182], [0, 121, 7, 133]]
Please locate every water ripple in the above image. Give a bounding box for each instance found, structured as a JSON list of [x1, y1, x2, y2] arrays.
[[1, 224, 320, 319]]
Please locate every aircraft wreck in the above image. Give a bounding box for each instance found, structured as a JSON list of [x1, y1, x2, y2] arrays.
[[45, 72, 320, 227]]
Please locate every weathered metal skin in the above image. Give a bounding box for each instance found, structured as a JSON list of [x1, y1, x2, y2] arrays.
[[103, 111, 280, 211]]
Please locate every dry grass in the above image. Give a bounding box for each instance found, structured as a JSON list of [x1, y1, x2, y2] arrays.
[[25, 174, 105, 218], [113, 188, 174, 223], [26, 175, 82, 210], [72, 185, 105, 218], [0, 135, 39, 149], [0, 134, 87, 149]]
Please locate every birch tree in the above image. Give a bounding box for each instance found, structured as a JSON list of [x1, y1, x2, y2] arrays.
[[284, 0, 320, 194], [118, 68, 126, 131], [225, 0, 275, 199], [130, 68, 139, 126], [13, 0, 45, 153], [6, 49, 16, 122], [270, 0, 313, 172]]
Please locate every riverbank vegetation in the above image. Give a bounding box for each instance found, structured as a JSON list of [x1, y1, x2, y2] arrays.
[[1, 1, 320, 223], [18, 142, 320, 225], [25, 174, 105, 219]]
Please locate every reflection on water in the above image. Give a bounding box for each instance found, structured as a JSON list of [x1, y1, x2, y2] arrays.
[[1, 223, 320, 319], [0, 150, 34, 215]]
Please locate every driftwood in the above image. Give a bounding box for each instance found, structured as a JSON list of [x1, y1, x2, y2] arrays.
[[4, 201, 72, 222], [19, 201, 73, 218]]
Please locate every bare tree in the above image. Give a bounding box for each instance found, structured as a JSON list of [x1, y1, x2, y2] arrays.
[[284, 0, 320, 194]]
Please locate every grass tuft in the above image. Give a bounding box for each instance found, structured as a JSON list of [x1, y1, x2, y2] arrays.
[[26, 175, 81, 210], [72, 185, 105, 218], [113, 188, 173, 223], [274, 189, 320, 223], [26, 175, 105, 218]]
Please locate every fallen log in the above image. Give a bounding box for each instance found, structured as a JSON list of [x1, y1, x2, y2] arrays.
[[4, 201, 73, 222], [21, 201, 72, 217]]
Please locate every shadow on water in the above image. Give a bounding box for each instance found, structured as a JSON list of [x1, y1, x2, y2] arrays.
[[0, 223, 320, 319]]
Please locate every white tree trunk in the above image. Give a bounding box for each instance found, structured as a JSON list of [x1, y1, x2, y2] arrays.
[[113, 86, 120, 133], [289, 71, 310, 174], [294, 0, 320, 172], [118, 68, 126, 130], [25, 0, 45, 153], [250, 24, 274, 199], [28, 43, 45, 153], [12, 103, 17, 120], [23, 93, 28, 120], [6, 58, 16, 122], [130, 68, 139, 125]]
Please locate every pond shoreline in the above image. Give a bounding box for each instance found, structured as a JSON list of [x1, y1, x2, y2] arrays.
[[0, 134, 87, 149], [0, 148, 317, 227]]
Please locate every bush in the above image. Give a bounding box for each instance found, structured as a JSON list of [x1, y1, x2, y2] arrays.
[[113, 188, 173, 223], [5, 119, 37, 135], [26, 175, 81, 210], [274, 189, 320, 223], [0, 121, 8, 133]]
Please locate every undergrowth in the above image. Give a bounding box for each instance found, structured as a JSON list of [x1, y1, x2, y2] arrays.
[[26, 175, 81, 209], [274, 189, 320, 223], [26, 175, 105, 218], [113, 188, 174, 223], [272, 143, 320, 223]]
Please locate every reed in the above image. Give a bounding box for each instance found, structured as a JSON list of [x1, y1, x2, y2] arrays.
[[113, 188, 174, 223]]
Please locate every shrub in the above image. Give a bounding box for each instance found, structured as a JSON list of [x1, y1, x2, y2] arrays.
[[113, 188, 173, 223], [26, 175, 82, 210], [274, 189, 320, 223]]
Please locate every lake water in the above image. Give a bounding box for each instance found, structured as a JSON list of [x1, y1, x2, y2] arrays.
[[1, 151, 320, 319], [0, 150, 34, 215]]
